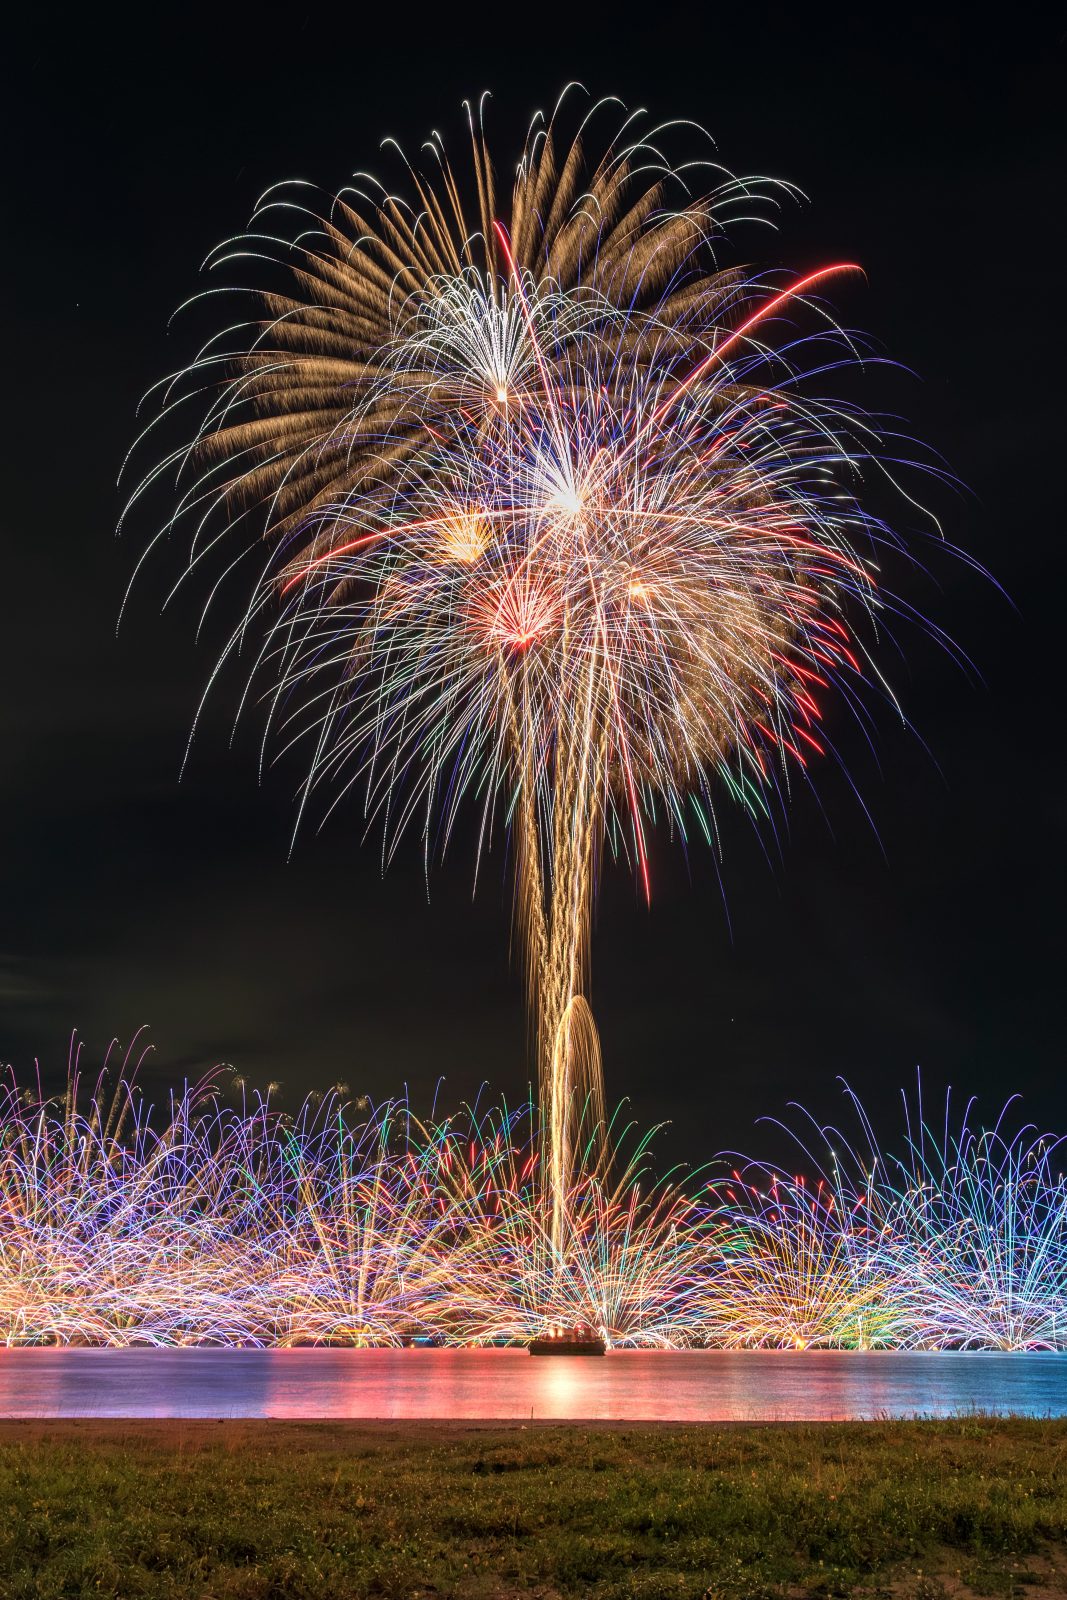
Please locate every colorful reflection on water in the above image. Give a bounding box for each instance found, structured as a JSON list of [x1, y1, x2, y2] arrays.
[[0, 1349, 1064, 1421]]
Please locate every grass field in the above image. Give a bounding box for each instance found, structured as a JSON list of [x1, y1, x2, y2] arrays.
[[0, 1418, 1065, 1599]]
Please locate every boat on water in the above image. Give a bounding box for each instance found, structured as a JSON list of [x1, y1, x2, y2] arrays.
[[528, 1323, 607, 1356]]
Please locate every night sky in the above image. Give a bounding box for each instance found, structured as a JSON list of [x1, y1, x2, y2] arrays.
[[4, 8, 1063, 1163]]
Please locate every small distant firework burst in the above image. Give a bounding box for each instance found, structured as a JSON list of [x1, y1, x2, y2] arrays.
[[126, 90, 946, 1239], [1, 1047, 1063, 1349]]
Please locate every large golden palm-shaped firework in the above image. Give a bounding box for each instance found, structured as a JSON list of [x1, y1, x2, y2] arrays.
[[128, 91, 894, 1260]]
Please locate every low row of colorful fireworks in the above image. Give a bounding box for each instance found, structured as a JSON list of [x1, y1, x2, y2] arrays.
[[1, 1056, 1063, 1352]]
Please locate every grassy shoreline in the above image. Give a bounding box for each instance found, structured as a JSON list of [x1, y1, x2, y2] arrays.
[[1, 1419, 1065, 1598]]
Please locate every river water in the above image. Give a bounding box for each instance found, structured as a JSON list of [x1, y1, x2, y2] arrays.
[[0, 1348, 1064, 1421]]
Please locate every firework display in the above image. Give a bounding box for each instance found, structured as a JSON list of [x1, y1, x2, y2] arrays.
[[709, 1084, 1067, 1350], [125, 92, 942, 1240], [2, 1048, 1063, 1351]]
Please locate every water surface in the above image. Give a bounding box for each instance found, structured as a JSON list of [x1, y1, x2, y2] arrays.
[[1, 1348, 1064, 1421]]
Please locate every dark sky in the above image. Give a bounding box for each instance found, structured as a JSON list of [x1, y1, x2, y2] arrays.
[[3, 7, 1063, 1163]]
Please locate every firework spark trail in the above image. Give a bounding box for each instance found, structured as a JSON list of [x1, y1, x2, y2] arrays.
[[0, 1058, 1063, 1350], [708, 1080, 1067, 1349], [0, 1064, 713, 1348], [881, 1098, 1067, 1350], [124, 90, 950, 1242]]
